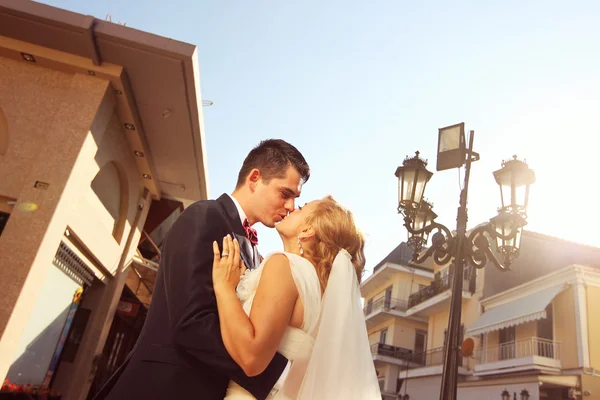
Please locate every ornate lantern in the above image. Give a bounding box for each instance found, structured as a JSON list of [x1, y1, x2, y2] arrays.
[[493, 156, 536, 216], [395, 151, 433, 214]]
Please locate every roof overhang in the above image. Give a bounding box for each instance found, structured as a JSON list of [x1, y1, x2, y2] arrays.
[[0, 0, 209, 201], [481, 263, 600, 309], [361, 262, 433, 296]]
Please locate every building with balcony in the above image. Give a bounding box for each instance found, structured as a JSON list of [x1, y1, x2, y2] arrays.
[[0, 1, 209, 398], [396, 231, 600, 400], [361, 242, 435, 398]]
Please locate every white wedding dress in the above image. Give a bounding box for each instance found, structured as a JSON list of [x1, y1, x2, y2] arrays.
[[224, 251, 381, 400], [224, 252, 321, 400]]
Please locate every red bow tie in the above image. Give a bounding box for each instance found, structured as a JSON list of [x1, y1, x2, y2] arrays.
[[243, 219, 259, 246]]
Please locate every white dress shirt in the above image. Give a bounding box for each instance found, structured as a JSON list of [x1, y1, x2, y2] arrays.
[[226, 194, 291, 392]]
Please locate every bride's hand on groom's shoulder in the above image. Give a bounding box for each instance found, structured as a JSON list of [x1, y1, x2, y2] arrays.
[[212, 235, 247, 293]]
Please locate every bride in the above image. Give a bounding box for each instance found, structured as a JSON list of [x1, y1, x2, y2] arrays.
[[212, 196, 381, 399]]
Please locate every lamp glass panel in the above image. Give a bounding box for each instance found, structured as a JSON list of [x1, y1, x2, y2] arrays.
[[515, 184, 528, 211], [413, 172, 427, 206], [513, 226, 523, 251], [499, 181, 511, 210], [413, 212, 426, 231], [425, 210, 435, 226], [439, 125, 462, 152], [399, 168, 416, 206]]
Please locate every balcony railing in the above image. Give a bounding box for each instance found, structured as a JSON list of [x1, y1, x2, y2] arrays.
[[408, 269, 475, 308], [370, 342, 413, 362], [411, 347, 463, 368], [364, 296, 408, 315], [476, 337, 561, 364]]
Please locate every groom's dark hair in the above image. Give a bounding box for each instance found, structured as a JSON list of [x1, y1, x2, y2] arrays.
[[236, 139, 310, 189]]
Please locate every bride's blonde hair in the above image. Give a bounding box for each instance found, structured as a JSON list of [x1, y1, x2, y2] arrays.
[[302, 196, 365, 290]]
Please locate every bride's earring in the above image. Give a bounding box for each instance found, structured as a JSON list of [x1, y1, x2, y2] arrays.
[[297, 236, 304, 255]]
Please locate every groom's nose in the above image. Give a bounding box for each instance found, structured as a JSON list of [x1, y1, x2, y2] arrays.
[[284, 198, 295, 212]]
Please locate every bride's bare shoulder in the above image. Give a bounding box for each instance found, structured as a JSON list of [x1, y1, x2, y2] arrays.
[[253, 254, 298, 304], [263, 252, 290, 266]]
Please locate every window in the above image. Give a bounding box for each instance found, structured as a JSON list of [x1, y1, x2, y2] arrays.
[[0, 211, 9, 236], [499, 326, 516, 360], [537, 304, 554, 358], [499, 326, 515, 344], [478, 333, 489, 363], [366, 298, 373, 314], [443, 325, 465, 366], [380, 328, 388, 344], [414, 330, 427, 363], [537, 304, 553, 340], [384, 286, 392, 308], [443, 324, 465, 346], [6, 262, 83, 385]]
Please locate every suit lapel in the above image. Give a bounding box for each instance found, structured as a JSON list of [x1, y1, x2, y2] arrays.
[[216, 194, 258, 269], [238, 233, 256, 268], [252, 245, 261, 266]]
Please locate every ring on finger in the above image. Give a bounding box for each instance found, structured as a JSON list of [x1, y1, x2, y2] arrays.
[[221, 252, 229, 257]]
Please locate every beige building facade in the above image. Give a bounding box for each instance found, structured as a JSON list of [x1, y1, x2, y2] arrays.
[[363, 232, 600, 400], [361, 242, 434, 398], [0, 1, 209, 398]]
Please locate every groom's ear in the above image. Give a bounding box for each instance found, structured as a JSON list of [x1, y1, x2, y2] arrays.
[[298, 226, 315, 241], [248, 169, 261, 191]]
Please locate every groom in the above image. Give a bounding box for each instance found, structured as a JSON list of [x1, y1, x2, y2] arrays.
[[101, 139, 310, 400]]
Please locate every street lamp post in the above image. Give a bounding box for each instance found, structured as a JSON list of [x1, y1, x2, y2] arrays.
[[395, 124, 535, 400]]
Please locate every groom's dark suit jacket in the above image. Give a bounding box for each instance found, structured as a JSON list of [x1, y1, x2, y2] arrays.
[[102, 194, 288, 400]]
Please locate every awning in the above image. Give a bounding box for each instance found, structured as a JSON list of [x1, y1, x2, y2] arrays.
[[467, 285, 565, 336]]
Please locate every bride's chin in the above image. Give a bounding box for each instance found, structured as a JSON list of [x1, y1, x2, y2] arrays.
[[275, 221, 291, 237]]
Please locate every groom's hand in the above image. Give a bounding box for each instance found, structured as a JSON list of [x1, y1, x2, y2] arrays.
[[212, 235, 247, 292]]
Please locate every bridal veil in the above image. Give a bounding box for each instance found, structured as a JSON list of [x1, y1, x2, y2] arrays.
[[280, 249, 381, 399]]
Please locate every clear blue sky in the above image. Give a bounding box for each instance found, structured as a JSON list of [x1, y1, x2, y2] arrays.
[[42, 0, 600, 276]]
